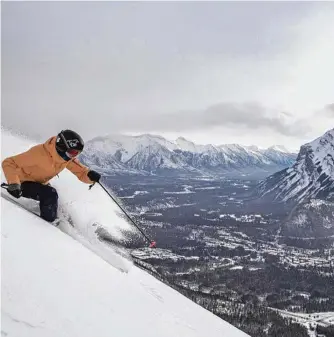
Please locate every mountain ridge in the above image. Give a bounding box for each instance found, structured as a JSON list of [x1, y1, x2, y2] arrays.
[[81, 133, 297, 177]]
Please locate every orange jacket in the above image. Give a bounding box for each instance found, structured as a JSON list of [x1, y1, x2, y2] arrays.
[[2, 136, 93, 185]]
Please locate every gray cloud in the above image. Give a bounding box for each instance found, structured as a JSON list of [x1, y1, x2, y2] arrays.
[[323, 103, 334, 116], [122, 102, 311, 137], [1, 1, 333, 148]]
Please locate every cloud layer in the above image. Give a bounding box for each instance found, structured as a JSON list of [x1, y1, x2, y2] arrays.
[[119, 102, 310, 138], [323, 104, 334, 116], [1, 1, 334, 148]]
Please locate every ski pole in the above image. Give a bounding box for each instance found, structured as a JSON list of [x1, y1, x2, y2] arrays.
[[90, 181, 156, 248]]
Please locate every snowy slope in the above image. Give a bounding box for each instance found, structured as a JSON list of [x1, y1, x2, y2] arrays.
[[258, 128, 334, 203], [1, 129, 249, 337], [81, 134, 297, 176], [1, 129, 138, 245], [1, 198, 250, 337]]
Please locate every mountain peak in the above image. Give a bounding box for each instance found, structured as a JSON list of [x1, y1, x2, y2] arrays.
[[136, 133, 166, 140], [258, 128, 334, 203], [175, 136, 201, 153], [305, 128, 334, 153], [176, 136, 189, 142], [268, 145, 289, 153]]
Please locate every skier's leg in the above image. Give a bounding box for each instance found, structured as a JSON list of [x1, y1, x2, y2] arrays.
[[21, 182, 59, 222], [39, 187, 58, 222]]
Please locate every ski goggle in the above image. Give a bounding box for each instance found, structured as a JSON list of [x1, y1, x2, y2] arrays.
[[66, 149, 81, 158]]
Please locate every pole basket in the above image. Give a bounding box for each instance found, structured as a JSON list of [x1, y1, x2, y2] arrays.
[[149, 241, 157, 249]]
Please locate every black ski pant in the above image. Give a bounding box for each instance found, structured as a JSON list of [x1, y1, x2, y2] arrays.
[[21, 181, 58, 222]]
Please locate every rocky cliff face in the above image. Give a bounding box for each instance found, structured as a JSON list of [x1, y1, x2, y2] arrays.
[[258, 128, 334, 203]]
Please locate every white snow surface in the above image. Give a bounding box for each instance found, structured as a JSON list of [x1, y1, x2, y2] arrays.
[[1, 129, 249, 337]]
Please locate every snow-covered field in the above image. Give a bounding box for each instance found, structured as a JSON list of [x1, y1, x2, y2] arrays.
[[219, 213, 266, 224], [119, 190, 150, 199], [1, 129, 249, 337], [163, 185, 194, 194], [132, 248, 200, 262]]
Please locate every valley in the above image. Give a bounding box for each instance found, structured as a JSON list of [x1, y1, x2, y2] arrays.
[[104, 174, 334, 337], [85, 128, 334, 336]]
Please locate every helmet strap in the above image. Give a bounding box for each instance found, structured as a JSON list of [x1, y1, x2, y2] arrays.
[[59, 131, 70, 150]]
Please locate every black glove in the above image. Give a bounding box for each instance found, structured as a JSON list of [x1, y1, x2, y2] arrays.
[[7, 183, 22, 199], [87, 170, 101, 182]]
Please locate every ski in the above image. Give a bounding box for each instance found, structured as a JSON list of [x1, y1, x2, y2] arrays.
[[1, 191, 67, 227], [1, 191, 42, 218]]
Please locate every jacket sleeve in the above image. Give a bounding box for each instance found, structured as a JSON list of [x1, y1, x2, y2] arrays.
[[2, 146, 40, 185], [66, 159, 93, 184]]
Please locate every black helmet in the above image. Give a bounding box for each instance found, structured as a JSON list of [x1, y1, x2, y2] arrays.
[[56, 129, 84, 159]]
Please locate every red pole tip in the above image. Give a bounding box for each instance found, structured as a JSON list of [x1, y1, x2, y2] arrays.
[[149, 241, 157, 248]]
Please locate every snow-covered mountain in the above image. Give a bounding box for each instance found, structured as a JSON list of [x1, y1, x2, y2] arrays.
[[81, 134, 190, 174], [81, 134, 297, 177], [258, 128, 334, 203], [257, 128, 334, 239], [1, 129, 249, 337]]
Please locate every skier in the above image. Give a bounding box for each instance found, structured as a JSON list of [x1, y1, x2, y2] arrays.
[[1, 129, 101, 222]]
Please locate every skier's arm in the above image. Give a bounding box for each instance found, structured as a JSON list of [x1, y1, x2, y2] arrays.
[[66, 159, 94, 184], [2, 147, 39, 185]]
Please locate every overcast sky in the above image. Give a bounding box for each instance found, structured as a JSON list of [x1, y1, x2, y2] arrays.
[[2, 1, 334, 151]]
